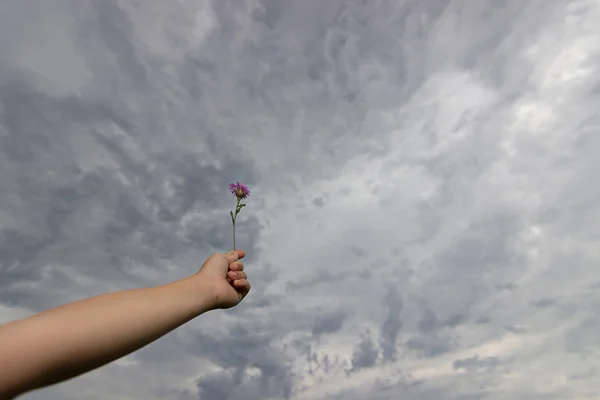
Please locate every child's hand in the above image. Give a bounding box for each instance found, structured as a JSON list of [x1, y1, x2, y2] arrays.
[[195, 250, 251, 309]]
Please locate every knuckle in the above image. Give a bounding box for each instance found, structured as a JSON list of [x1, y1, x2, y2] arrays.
[[232, 261, 243, 269]]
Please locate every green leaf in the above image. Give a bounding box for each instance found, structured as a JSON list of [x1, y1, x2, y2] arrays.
[[230, 211, 234, 221]]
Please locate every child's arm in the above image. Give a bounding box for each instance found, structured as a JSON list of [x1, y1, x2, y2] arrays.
[[0, 250, 250, 399]]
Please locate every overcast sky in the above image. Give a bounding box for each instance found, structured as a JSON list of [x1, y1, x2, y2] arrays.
[[1, 0, 599, 399]]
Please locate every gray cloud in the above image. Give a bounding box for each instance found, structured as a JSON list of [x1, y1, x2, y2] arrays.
[[1, 0, 600, 399], [192, 324, 295, 400], [350, 332, 379, 372], [453, 355, 500, 372], [312, 310, 348, 336], [379, 286, 403, 362]]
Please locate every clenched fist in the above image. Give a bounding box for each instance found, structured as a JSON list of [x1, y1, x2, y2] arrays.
[[194, 250, 251, 309]]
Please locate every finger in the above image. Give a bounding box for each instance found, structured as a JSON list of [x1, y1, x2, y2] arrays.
[[233, 279, 251, 294], [228, 270, 247, 280], [229, 261, 244, 272], [224, 249, 245, 264]]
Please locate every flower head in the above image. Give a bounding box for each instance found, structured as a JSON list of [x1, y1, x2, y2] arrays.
[[229, 181, 250, 199]]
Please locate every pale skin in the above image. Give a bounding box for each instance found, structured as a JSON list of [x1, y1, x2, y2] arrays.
[[0, 250, 251, 400]]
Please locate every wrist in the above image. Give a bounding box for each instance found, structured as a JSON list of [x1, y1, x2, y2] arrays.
[[173, 276, 217, 315]]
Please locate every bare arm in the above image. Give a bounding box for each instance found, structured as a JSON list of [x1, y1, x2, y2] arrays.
[[0, 251, 250, 399]]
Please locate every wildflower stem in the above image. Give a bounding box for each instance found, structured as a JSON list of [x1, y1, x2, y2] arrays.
[[232, 198, 241, 250]]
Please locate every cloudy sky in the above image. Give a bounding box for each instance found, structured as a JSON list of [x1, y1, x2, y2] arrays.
[[1, 0, 600, 399]]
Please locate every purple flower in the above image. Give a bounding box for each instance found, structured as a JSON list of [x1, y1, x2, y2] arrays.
[[228, 182, 250, 250], [229, 181, 250, 200]]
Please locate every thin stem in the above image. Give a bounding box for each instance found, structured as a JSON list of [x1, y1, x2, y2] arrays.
[[232, 198, 241, 250], [232, 220, 236, 251]]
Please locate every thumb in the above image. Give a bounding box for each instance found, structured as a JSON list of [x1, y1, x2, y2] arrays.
[[224, 249, 245, 264]]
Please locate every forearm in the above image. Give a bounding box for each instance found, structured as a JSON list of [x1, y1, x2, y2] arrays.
[[0, 277, 215, 398]]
